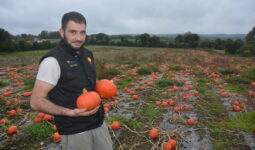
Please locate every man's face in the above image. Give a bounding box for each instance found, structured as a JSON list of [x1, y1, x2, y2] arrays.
[[60, 20, 86, 50]]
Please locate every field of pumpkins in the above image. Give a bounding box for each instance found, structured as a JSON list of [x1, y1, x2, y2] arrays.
[[0, 48, 255, 150]]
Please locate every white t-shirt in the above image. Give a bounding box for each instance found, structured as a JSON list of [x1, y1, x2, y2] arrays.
[[36, 57, 61, 86]]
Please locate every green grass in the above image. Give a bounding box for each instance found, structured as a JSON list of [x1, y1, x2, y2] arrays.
[[201, 92, 215, 101], [224, 83, 247, 93], [225, 77, 250, 84], [241, 68, 255, 81], [124, 61, 140, 69], [209, 111, 255, 149], [136, 68, 152, 75], [169, 65, 183, 71], [207, 103, 226, 115], [211, 138, 231, 150], [155, 79, 184, 88], [138, 103, 159, 118], [195, 77, 212, 84], [219, 68, 240, 75], [195, 85, 210, 93], [147, 96, 162, 102], [0, 49, 49, 57], [0, 80, 8, 87], [25, 122, 54, 140], [20, 78, 36, 92], [106, 116, 142, 129], [95, 61, 122, 79], [223, 111, 255, 133], [194, 78, 212, 93], [136, 65, 161, 75], [191, 66, 204, 76]]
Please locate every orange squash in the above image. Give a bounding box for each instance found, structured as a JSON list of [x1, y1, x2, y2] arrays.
[[155, 101, 161, 106], [111, 121, 120, 130], [22, 91, 32, 97], [182, 105, 190, 111], [167, 139, 177, 148], [34, 117, 42, 123], [232, 105, 241, 112], [187, 119, 195, 125], [9, 110, 16, 117], [96, 79, 117, 99], [53, 132, 61, 142], [132, 95, 138, 100], [43, 114, 53, 121], [7, 125, 18, 135], [77, 91, 101, 110], [193, 91, 199, 96], [52, 125, 57, 131], [149, 128, 159, 139], [164, 142, 172, 150], [174, 107, 181, 112]]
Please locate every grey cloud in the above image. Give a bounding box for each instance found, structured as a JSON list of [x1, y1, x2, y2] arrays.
[[0, 0, 254, 35]]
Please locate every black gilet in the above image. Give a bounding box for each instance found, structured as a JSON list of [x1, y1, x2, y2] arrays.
[[40, 39, 104, 135]]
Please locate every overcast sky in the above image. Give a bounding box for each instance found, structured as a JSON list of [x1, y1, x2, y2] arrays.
[[1, 0, 255, 35]]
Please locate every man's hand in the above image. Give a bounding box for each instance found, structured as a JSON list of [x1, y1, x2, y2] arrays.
[[67, 106, 100, 117]]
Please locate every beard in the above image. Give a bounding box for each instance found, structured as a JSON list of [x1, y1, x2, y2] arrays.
[[63, 34, 84, 50]]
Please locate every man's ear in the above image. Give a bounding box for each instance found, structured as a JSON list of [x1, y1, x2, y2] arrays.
[[59, 29, 64, 38]]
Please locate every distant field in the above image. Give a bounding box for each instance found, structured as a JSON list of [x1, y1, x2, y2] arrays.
[[0, 46, 170, 66], [0, 45, 254, 68]]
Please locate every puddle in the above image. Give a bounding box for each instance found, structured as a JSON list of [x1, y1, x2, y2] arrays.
[[240, 131, 255, 150], [157, 74, 214, 150], [45, 143, 61, 150], [160, 109, 213, 150]]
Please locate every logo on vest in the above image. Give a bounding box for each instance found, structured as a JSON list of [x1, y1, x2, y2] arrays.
[[87, 57, 92, 64], [67, 60, 78, 67]]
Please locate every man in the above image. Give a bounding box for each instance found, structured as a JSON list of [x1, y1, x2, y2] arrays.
[[30, 11, 112, 150]]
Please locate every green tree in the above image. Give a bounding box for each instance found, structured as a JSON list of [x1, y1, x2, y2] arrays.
[[174, 32, 200, 48], [39, 30, 49, 39], [245, 26, 255, 43], [18, 40, 32, 51], [138, 33, 150, 46], [86, 35, 96, 44], [225, 39, 244, 54], [95, 33, 110, 45], [149, 35, 160, 47], [0, 28, 15, 52], [243, 26, 255, 55], [215, 38, 224, 50]]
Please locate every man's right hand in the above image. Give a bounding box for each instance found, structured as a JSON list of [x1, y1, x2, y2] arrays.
[[67, 105, 100, 117]]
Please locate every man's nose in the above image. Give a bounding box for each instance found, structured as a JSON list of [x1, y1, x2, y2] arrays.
[[76, 33, 83, 41]]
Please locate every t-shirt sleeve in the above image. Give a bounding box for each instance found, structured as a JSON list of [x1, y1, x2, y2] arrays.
[[36, 57, 61, 86]]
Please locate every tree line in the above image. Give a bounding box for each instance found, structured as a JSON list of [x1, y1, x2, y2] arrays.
[[0, 26, 255, 56]]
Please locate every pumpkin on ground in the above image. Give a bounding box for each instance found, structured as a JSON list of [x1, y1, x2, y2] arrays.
[[149, 128, 159, 139], [53, 132, 61, 142], [7, 125, 18, 135], [43, 114, 53, 121], [167, 139, 177, 148], [187, 119, 195, 125], [111, 121, 120, 130], [96, 79, 117, 99]]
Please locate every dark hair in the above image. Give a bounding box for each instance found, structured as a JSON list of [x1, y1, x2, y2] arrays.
[[61, 11, 87, 30]]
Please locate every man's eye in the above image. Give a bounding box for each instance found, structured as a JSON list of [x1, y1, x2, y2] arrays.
[[81, 31, 86, 35], [70, 31, 77, 34]]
